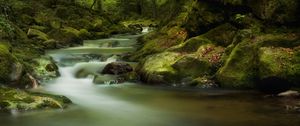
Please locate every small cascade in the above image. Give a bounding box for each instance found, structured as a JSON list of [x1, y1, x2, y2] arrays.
[[142, 27, 149, 33]]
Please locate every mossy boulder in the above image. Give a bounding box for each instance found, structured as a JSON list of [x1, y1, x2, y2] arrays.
[[217, 33, 300, 89], [27, 28, 49, 41], [170, 23, 237, 53], [259, 47, 300, 86], [48, 27, 83, 47], [249, 0, 299, 24], [0, 43, 37, 88], [216, 38, 259, 89], [79, 29, 92, 39], [183, 0, 225, 36], [0, 86, 71, 112], [169, 36, 212, 53], [31, 56, 60, 81], [42, 39, 59, 49], [101, 62, 133, 75], [130, 26, 188, 61], [172, 56, 211, 77], [201, 23, 237, 46], [136, 52, 183, 84]]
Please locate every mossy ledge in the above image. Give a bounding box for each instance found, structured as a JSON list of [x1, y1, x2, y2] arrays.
[[0, 86, 71, 112]]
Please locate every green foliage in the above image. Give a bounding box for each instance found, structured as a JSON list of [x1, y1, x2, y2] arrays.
[[0, 15, 15, 37]]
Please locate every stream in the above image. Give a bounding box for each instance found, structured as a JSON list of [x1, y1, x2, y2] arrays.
[[1, 29, 300, 126]]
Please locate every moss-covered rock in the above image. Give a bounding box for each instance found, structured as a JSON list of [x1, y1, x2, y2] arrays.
[[27, 28, 49, 41], [183, 0, 226, 37], [216, 38, 259, 89], [172, 56, 211, 77], [169, 36, 212, 53], [130, 26, 188, 61], [31, 56, 60, 81], [0, 86, 71, 112], [79, 29, 92, 39], [136, 52, 183, 84], [249, 0, 299, 24], [48, 28, 83, 47], [259, 47, 300, 86], [42, 39, 58, 49], [216, 32, 300, 89], [201, 23, 237, 46]]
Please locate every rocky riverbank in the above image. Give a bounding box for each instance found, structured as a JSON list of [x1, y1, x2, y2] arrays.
[[129, 0, 300, 94], [0, 0, 300, 112]]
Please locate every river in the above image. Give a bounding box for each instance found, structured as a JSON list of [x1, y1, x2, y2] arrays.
[[0, 29, 299, 126]]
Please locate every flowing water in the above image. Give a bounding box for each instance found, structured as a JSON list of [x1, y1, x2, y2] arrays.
[[1, 30, 300, 126]]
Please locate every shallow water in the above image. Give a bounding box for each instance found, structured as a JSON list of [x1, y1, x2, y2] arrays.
[[1, 31, 300, 126]]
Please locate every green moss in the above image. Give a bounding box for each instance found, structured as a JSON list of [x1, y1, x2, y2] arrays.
[[183, 0, 225, 36], [0, 86, 71, 111], [169, 36, 212, 53], [201, 23, 237, 46], [29, 25, 48, 32], [48, 28, 83, 47], [216, 39, 259, 89], [0, 43, 17, 83], [258, 33, 300, 48], [130, 26, 187, 61], [172, 56, 211, 77], [259, 47, 300, 86], [136, 52, 183, 84], [27, 28, 49, 41], [31, 56, 60, 81], [79, 29, 92, 39]]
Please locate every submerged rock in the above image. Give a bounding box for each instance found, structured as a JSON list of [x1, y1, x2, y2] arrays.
[[101, 62, 133, 75], [0, 86, 71, 112], [93, 75, 125, 85], [75, 69, 93, 78]]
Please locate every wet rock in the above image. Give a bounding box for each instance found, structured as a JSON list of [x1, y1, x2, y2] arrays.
[[101, 62, 133, 75], [128, 24, 143, 32], [93, 75, 120, 84], [82, 54, 106, 61], [75, 69, 94, 78], [31, 56, 60, 81], [119, 71, 139, 82], [278, 90, 300, 98], [188, 77, 218, 88]]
